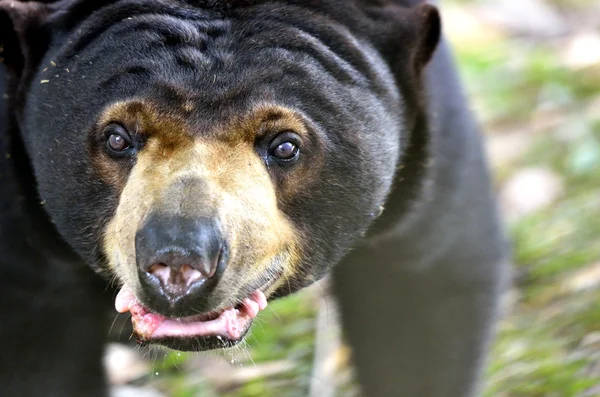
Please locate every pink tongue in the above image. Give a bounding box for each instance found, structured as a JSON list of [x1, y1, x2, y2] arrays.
[[114, 284, 268, 341]]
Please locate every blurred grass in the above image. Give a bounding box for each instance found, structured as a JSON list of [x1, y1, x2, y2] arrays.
[[449, 1, 600, 395], [144, 1, 600, 396]]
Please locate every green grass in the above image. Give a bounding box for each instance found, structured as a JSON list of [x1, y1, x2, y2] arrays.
[[460, 21, 600, 394], [486, 129, 600, 394]]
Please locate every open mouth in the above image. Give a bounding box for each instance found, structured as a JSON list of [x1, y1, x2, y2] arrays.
[[115, 284, 268, 351]]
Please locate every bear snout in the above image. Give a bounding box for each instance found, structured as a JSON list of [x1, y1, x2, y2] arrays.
[[134, 213, 228, 317]]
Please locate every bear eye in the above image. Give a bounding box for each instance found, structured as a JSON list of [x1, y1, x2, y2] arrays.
[[269, 133, 301, 163], [104, 124, 132, 154], [273, 142, 298, 160], [108, 134, 129, 152]]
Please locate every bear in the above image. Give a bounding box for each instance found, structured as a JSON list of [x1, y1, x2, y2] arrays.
[[0, 0, 508, 396]]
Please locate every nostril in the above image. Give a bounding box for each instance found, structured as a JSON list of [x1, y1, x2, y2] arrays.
[[148, 263, 169, 276], [148, 262, 205, 290], [179, 264, 204, 286], [147, 263, 171, 287]]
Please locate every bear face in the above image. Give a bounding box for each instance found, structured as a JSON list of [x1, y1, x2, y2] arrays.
[[1, 0, 439, 351]]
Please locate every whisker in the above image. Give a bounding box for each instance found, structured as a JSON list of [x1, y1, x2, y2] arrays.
[[119, 313, 132, 340], [107, 313, 121, 338]]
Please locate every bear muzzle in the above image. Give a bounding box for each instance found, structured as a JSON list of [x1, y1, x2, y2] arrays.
[[134, 213, 227, 315]]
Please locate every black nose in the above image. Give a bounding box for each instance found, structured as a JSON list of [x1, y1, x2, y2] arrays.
[[135, 214, 226, 308]]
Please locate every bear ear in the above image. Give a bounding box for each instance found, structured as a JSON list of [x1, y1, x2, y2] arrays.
[[409, 4, 441, 73], [365, 2, 441, 77], [0, 1, 52, 79]]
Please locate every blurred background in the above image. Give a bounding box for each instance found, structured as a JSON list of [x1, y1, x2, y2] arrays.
[[107, 0, 600, 396]]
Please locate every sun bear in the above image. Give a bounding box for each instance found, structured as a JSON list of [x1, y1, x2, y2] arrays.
[[0, 1, 507, 396]]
